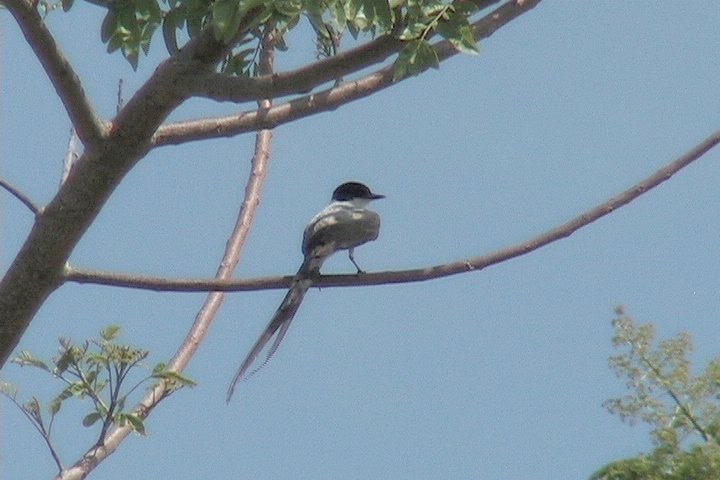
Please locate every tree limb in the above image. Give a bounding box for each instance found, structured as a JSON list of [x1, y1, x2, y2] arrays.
[[182, 34, 403, 103], [0, 178, 40, 215], [153, 0, 541, 147], [3, 0, 106, 146], [181, 0, 503, 103], [66, 131, 720, 292]]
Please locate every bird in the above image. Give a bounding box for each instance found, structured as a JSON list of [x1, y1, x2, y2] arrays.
[[226, 181, 384, 402]]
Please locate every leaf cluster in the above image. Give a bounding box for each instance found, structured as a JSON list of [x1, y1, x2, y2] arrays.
[[590, 307, 720, 479], [1, 326, 194, 472], [46, 0, 481, 77]]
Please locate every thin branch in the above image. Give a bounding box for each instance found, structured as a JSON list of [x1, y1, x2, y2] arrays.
[[66, 131, 720, 292], [0, 178, 40, 215], [55, 30, 277, 480], [64, 266, 292, 291], [3, 393, 65, 473], [3, 0, 106, 146], [153, 0, 540, 147], [153, 68, 391, 146]]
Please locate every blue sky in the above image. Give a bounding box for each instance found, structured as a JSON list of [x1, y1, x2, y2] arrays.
[[3, 2, 720, 479]]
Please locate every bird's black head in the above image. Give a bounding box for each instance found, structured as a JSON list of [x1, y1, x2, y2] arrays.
[[332, 182, 385, 202]]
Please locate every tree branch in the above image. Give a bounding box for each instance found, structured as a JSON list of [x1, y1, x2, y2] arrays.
[[182, 0, 504, 104], [0, 177, 40, 215], [182, 35, 403, 103], [3, 0, 106, 146], [153, 0, 541, 147], [66, 131, 720, 293], [0, 7, 269, 368], [55, 31, 277, 480]]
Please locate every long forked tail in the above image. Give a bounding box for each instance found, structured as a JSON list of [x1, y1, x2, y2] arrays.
[[226, 255, 324, 402]]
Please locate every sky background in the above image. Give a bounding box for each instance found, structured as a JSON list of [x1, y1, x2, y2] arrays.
[[3, 1, 720, 479]]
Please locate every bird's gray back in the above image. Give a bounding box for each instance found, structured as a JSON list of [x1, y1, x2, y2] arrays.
[[302, 205, 380, 258]]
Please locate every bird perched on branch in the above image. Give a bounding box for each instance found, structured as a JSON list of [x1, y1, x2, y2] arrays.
[[227, 181, 384, 402]]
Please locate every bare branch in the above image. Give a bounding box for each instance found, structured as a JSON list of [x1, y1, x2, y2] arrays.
[[66, 131, 720, 292], [55, 31, 277, 480], [153, 0, 542, 147], [3, 0, 106, 146], [64, 266, 293, 291], [0, 178, 40, 215]]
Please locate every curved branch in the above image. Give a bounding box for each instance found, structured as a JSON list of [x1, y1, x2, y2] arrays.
[[56, 32, 277, 480], [4, 0, 106, 146], [67, 131, 720, 293], [183, 35, 403, 102], [153, 67, 391, 146], [0, 178, 40, 215], [183, 0, 503, 103], [153, 0, 541, 147]]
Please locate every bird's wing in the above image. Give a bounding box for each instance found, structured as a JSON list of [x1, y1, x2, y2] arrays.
[[303, 206, 380, 255]]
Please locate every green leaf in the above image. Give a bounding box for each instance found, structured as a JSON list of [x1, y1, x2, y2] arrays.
[[101, 10, 117, 43], [212, 0, 272, 43], [99, 0, 162, 69], [152, 367, 197, 387], [100, 325, 121, 342], [82, 411, 103, 427], [212, 0, 243, 43], [11, 351, 50, 371], [345, 0, 393, 34], [222, 47, 256, 75], [398, 22, 425, 40], [69, 381, 89, 397], [415, 40, 439, 69], [435, 13, 478, 55], [274, 0, 303, 17], [117, 412, 147, 435], [419, 0, 446, 18], [393, 39, 438, 81], [54, 346, 76, 375]]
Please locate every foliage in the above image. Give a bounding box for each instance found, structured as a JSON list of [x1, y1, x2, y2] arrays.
[[38, 0, 481, 75], [589, 307, 720, 480], [0, 326, 194, 472]]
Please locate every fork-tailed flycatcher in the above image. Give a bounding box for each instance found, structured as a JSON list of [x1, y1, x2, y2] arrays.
[[226, 181, 384, 402]]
